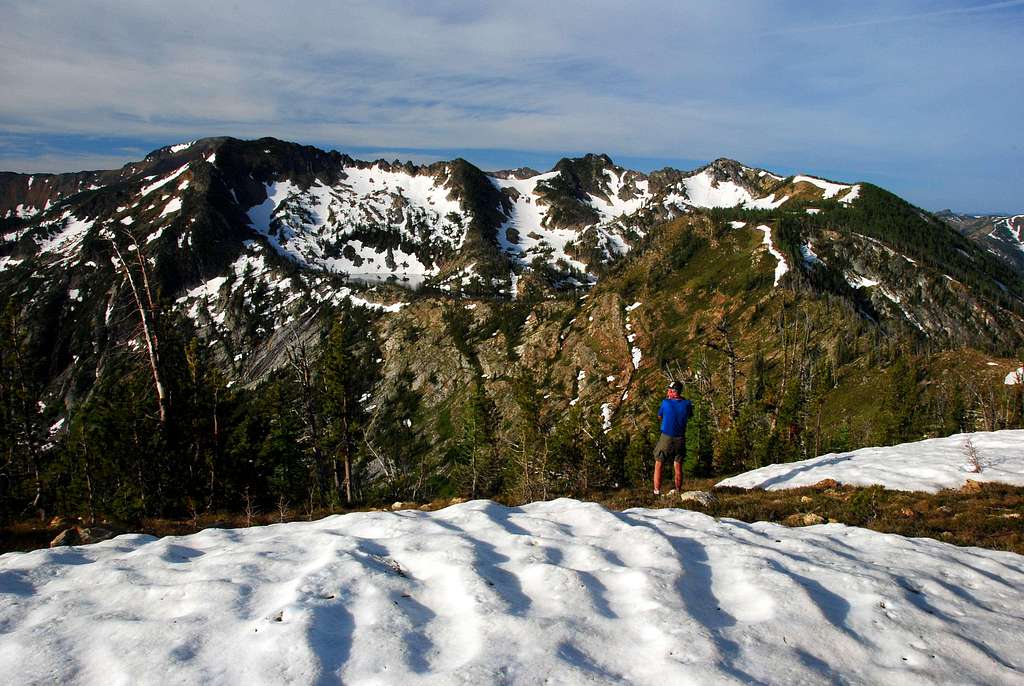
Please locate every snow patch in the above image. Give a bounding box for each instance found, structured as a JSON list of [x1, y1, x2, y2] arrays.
[[846, 273, 879, 289], [631, 346, 642, 369], [719, 430, 1024, 492], [160, 197, 182, 217], [169, 141, 197, 154], [140, 165, 189, 197], [757, 225, 789, 286]]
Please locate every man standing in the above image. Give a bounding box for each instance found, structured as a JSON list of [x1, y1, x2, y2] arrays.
[[653, 381, 694, 495]]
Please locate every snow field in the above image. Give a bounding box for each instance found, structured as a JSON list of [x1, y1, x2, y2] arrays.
[[246, 166, 470, 280], [492, 171, 591, 274], [2, 499, 1023, 685], [717, 430, 1024, 493]]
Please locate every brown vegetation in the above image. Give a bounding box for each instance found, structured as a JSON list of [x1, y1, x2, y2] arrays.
[[4, 481, 1021, 557]]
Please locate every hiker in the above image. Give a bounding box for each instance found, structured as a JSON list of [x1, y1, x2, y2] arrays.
[[653, 381, 694, 495]]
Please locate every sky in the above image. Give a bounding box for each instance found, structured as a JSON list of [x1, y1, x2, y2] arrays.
[[0, 1, 1021, 214]]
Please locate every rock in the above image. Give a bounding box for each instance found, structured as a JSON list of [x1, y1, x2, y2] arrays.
[[679, 491, 715, 507], [785, 513, 825, 526], [418, 504, 432, 511], [812, 479, 840, 489], [940, 531, 955, 540], [49, 527, 82, 547], [899, 507, 916, 518], [390, 502, 407, 511], [800, 496, 813, 503], [80, 526, 119, 543], [961, 479, 984, 494], [1000, 513, 1021, 519], [448, 497, 466, 506]]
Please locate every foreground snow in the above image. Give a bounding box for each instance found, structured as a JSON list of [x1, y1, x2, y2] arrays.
[[2, 500, 1023, 685], [717, 430, 1024, 493]]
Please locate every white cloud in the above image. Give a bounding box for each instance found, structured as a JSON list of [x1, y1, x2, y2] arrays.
[[0, 1, 1021, 210]]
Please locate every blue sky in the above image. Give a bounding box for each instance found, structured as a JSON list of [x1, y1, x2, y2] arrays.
[[1, 1, 1021, 213]]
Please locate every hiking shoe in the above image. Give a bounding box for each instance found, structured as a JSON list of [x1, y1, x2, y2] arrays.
[[653, 489, 661, 496]]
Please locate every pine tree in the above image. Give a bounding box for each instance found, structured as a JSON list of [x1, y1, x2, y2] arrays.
[[0, 300, 47, 521], [319, 310, 377, 505]]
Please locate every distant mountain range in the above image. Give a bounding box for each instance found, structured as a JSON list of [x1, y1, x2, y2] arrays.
[[935, 210, 1024, 274]]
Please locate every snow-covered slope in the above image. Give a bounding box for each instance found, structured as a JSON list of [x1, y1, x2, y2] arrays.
[[717, 430, 1024, 493], [486, 157, 860, 282], [2, 499, 1023, 685], [246, 165, 471, 281]]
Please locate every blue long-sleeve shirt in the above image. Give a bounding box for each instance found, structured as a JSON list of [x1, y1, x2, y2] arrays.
[[659, 398, 693, 438]]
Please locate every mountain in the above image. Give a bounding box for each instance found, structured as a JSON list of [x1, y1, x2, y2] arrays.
[[936, 210, 1024, 274], [1, 137, 1022, 518]]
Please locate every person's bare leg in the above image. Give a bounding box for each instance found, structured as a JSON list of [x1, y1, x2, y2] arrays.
[[674, 462, 682, 491], [653, 460, 663, 494]]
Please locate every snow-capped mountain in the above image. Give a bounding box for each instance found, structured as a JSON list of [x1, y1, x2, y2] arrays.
[[1, 136, 1022, 424], [0, 138, 867, 290]]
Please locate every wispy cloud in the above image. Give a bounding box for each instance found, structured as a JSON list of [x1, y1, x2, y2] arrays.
[[758, 0, 1024, 35], [0, 1, 1020, 212]]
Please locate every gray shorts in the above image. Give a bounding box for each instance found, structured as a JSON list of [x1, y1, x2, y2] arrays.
[[654, 433, 685, 463]]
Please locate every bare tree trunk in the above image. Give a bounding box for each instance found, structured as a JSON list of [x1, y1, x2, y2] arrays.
[[111, 240, 167, 425], [708, 322, 740, 421], [287, 337, 327, 504]]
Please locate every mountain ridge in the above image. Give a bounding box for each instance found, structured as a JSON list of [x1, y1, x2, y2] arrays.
[[1, 136, 1022, 521]]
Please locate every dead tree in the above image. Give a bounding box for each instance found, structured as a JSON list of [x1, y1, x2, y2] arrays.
[[286, 334, 329, 505], [110, 233, 167, 425], [707, 321, 742, 420]]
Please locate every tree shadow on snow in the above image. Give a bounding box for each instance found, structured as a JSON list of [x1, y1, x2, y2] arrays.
[[614, 512, 768, 685], [307, 596, 356, 686], [753, 453, 854, 489], [0, 569, 34, 596], [422, 512, 532, 617]]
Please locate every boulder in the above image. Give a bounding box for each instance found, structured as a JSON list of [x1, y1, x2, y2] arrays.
[[961, 479, 984, 494], [81, 526, 120, 543], [800, 496, 813, 504], [390, 502, 407, 511], [679, 491, 715, 507], [50, 527, 82, 547], [784, 513, 825, 527], [812, 479, 840, 489]]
